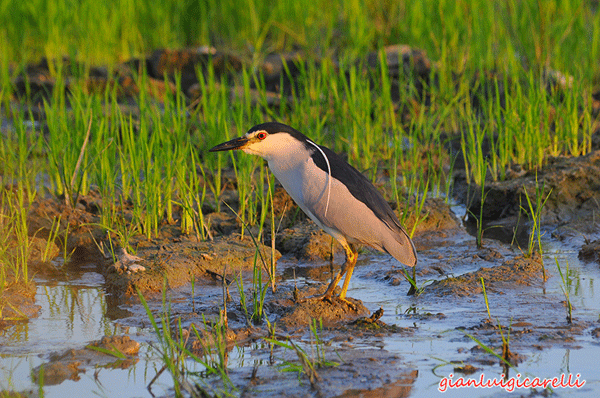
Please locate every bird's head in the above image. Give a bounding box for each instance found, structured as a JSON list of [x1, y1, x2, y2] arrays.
[[209, 122, 311, 161]]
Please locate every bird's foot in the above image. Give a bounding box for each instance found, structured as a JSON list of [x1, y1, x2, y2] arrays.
[[337, 296, 358, 311], [298, 293, 357, 311], [297, 292, 332, 304]]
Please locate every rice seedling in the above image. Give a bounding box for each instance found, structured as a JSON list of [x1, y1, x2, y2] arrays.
[[191, 315, 234, 380], [43, 73, 95, 206], [96, 203, 140, 259], [250, 251, 269, 325], [222, 198, 277, 305], [190, 274, 196, 313], [234, 272, 252, 328], [1, 110, 44, 203], [35, 367, 44, 396], [555, 258, 573, 324], [468, 164, 490, 249], [265, 321, 339, 389], [196, 68, 230, 214], [308, 318, 338, 368], [138, 287, 187, 396], [468, 275, 554, 387], [0, 187, 32, 286], [175, 146, 209, 239], [138, 278, 236, 396], [460, 103, 488, 187], [138, 280, 227, 397], [40, 215, 61, 263], [266, 173, 290, 294], [461, 310, 519, 380], [522, 174, 552, 280], [86, 342, 128, 360], [481, 277, 492, 321], [498, 320, 513, 379], [234, 249, 269, 326]]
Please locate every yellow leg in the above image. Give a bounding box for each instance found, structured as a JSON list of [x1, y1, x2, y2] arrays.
[[338, 245, 358, 300], [299, 242, 359, 307], [319, 242, 357, 304]]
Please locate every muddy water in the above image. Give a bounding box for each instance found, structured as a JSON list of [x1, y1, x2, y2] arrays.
[[1, 226, 599, 397], [0, 263, 173, 396], [355, 244, 600, 397]]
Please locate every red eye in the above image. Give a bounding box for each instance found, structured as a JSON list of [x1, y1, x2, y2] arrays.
[[257, 132, 267, 140]]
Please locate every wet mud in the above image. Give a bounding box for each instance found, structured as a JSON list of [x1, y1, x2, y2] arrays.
[[31, 335, 140, 386], [4, 169, 599, 396]]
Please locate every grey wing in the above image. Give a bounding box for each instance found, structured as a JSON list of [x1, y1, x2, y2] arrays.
[[310, 146, 417, 267]]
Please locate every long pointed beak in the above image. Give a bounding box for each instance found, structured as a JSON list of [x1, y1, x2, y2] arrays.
[[209, 136, 249, 152]]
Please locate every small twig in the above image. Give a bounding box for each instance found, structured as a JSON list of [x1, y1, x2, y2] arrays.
[[222, 263, 229, 329], [66, 112, 93, 207]]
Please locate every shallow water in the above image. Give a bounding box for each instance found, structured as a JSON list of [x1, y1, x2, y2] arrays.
[[0, 268, 171, 397], [351, 243, 600, 397], [1, 231, 599, 397]]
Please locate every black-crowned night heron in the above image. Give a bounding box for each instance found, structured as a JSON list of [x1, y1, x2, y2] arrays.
[[210, 122, 417, 304]]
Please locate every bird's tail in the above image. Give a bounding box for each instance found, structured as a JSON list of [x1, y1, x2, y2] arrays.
[[386, 227, 418, 267]]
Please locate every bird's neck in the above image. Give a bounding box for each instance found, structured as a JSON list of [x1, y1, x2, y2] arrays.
[[265, 147, 309, 172]]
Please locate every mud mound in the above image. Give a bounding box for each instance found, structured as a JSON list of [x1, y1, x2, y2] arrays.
[[469, 151, 600, 224], [451, 149, 600, 254], [424, 254, 545, 297], [277, 221, 342, 261], [27, 193, 105, 257], [409, 197, 462, 235], [0, 283, 39, 329], [265, 286, 369, 331], [105, 233, 280, 298], [32, 335, 139, 385], [579, 239, 600, 264]]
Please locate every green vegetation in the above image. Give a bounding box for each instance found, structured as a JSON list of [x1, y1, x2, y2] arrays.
[[2, 1, 596, 241], [1, 0, 596, 318], [461, 284, 520, 385], [522, 176, 553, 258], [265, 318, 340, 388], [555, 257, 573, 324], [0, 7, 593, 218], [2, 0, 600, 75], [0, 188, 33, 290], [137, 285, 235, 396], [138, 280, 342, 394]]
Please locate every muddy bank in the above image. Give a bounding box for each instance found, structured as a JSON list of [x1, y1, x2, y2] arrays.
[[423, 253, 545, 297], [9, 45, 434, 115], [105, 232, 280, 299], [0, 283, 38, 329], [4, 177, 600, 396], [454, 150, 600, 242]]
